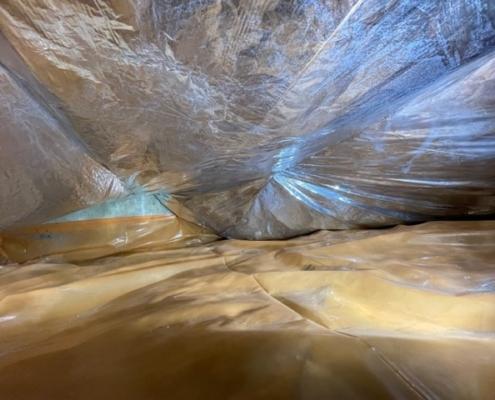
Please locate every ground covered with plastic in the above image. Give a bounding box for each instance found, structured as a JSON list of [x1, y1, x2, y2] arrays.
[[1, 219, 494, 399]]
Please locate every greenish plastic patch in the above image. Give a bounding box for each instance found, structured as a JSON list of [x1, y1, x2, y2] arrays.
[[49, 192, 170, 223]]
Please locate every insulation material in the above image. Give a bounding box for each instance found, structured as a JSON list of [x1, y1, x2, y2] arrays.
[[0, 221, 494, 399], [0, 1, 494, 238]]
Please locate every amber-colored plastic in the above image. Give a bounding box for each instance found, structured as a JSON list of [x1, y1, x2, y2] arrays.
[[0, 215, 217, 263], [1, 221, 494, 399]]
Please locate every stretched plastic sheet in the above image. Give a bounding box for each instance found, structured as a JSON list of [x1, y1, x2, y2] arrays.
[[1, 221, 494, 399], [1, 1, 495, 238]]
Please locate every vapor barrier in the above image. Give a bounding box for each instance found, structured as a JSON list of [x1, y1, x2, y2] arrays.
[[1, 221, 494, 399]]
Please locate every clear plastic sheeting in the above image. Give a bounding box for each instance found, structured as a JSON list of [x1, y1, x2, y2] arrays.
[[0, 1, 495, 238], [0, 221, 494, 399], [0, 40, 124, 230]]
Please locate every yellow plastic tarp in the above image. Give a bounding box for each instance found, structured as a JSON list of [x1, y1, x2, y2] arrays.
[[1, 220, 494, 399]]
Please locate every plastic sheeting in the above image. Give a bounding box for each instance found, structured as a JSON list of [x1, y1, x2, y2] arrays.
[[1, 1, 495, 238], [1, 220, 494, 398], [0, 215, 217, 264], [0, 36, 125, 230], [0, 193, 217, 264]]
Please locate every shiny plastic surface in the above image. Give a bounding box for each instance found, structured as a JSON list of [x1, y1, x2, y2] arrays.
[[1, 221, 494, 399], [0, 215, 217, 264], [0, 38, 124, 230], [0, 1, 495, 238], [0, 192, 217, 264]]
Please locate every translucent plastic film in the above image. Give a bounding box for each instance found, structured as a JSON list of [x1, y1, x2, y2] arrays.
[[0, 193, 217, 264], [1, 1, 495, 238], [1, 221, 494, 399], [0, 36, 124, 230]]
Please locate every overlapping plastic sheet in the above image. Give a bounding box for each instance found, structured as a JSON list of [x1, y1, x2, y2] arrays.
[[0, 193, 217, 263], [1, 1, 495, 238], [1, 220, 494, 399]]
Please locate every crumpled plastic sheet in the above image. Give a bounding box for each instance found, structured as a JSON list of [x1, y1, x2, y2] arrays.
[[0, 221, 494, 399], [1, 1, 495, 238], [0, 35, 124, 230]]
